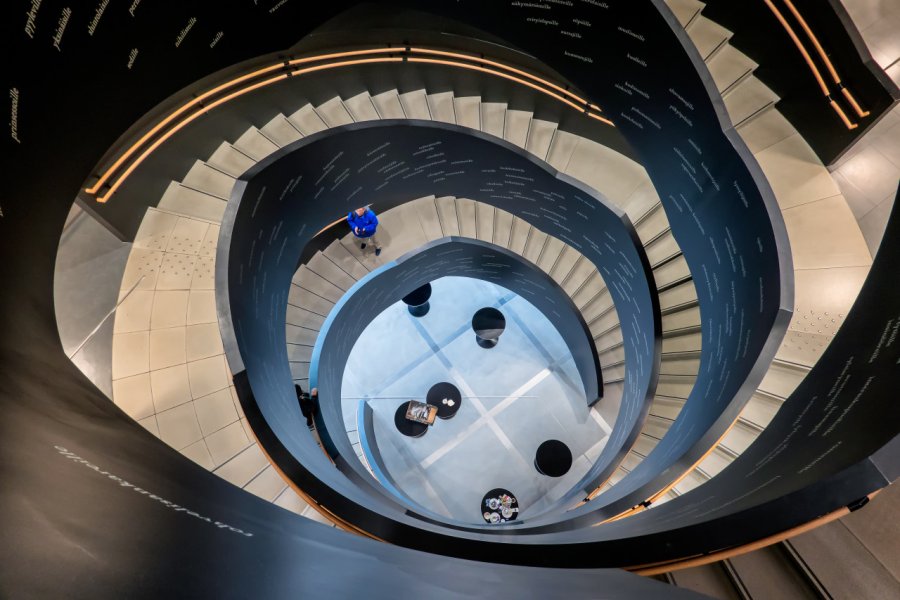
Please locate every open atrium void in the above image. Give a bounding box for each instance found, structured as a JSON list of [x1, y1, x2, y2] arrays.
[[5, 0, 900, 598]]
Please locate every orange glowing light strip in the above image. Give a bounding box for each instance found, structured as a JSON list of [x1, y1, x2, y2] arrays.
[[409, 47, 599, 111], [593, 504, 645, 527], [763, 0, 858, 129], [315, 215, 349, 236], [830, 99, 858, 129], [764, 0, 829, 95], [96, 58, 405, 202], [643, 417, 742, 506], [782, 0, 871, 118], [628, 491, 882, 575], [584, 417, 742, 526], [86, 48, 397, 196], [84, 62, 284, 194], [90, 50, 610, 202], [408, 57, 616, 126], [841, 88, 869, 118], [781, 0, 869, 117], [285, 46, 401, 67]]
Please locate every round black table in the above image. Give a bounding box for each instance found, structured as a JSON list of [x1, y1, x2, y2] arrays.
[[426, 382, 462, 419], [402, 283, 432, 317], [394, 403, 428, 438], [534, 440, 573, 477], [471, 307, 506, 349], [481, 488, 519, 523]]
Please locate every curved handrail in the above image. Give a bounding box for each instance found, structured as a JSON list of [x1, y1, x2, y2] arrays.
[[762, 0, 858, 129], [83, 45, 612, 203]]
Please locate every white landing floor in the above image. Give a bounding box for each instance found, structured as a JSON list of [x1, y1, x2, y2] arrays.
[[340, 276, 611, 524]]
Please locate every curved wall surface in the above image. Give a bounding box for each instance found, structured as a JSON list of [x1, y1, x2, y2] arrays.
[[3, 0, 899, 594], [310, 236, 602, 517], [403, 0, 793, 521], [218, 120, 660, 533]]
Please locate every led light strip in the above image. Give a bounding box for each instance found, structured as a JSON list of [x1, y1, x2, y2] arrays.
[[87, 47, 611, 203], [407, 57, 614, 126], [763, 0, 858, 129], [628, 489, 882, 575], [781, 0, 870, 118], [408, 47, 602, 112]]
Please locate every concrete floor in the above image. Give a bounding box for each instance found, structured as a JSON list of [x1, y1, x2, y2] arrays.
[[54, 206, 131, 398], [341, 276, 611, 524], [835, 0, 900, 256]]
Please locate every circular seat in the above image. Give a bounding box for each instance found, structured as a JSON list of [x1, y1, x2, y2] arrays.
[[534, 440, 572, 477], [402, 283, 432, 317], [471, 307, 506, 349], [426, 382, 462, 419], [394, 403, 428, 437]]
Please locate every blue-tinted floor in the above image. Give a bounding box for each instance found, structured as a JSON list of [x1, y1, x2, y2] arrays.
[[341, 276, 611, 524]]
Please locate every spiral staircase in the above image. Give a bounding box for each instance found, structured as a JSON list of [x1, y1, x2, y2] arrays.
[[5, 0, 900, 598]]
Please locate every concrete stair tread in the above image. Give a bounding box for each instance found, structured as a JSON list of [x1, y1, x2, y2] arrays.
[[287, 104, 328, 136], [370, 89, 406, 119], [323, 238, 370, 281], [536, 235, 566, 274], [435, 196, 461, 236], [724, 76, 780, 126], [233, 127, 279, 161], [664, 0, 704, 27], [316, 96, 355, 128], [158, 182, 227, 223], [450, 95, 480, 130], [306, 251, 358, 291], [343, 92, 381, 122], [398, 89, 431, 120], [207, 142, 256, 178], [411, 195, 443, 241], [492, 208, 514, 248], [181, 160, 236, 200], [525, 118, 558, 161], [504, 109, 532, 148], [475, 202, 495, 243], [456, 198, 477, 238], [293, 264, 346, 303], [686, 14, 732, 61], [427, 91, 457, 124], [260, 113, 303, 147], [480, 102, 507, 138], [707, 44, 758, 95]]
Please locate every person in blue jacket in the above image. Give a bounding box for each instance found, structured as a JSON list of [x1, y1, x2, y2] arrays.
[[347, 205, 382, 256]]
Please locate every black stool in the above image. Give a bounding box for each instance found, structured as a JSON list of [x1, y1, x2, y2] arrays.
[[394, 403, 428, 438], [426, 382, 462, 419], [534, 440, 572, 477], [472, 307, 505, 349], [402, 283, 432, 317]]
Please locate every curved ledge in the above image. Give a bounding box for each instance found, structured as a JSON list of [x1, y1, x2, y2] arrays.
[[308, 236, 603, 518], [218, 119, 661, 535]]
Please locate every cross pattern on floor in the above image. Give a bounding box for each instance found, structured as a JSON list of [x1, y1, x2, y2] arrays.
[[341, 276, 611, 524]]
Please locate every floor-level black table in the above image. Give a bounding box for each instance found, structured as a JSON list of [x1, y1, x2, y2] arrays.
[[481, 488, 519, 523], [472, 307, 506, 349], [394, 402, 429, 437], [534, 439, 573, 477], [402, 283, 432, 317], [426, 382, 462, 419]]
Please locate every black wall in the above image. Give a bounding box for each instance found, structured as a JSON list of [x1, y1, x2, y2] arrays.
[[703, 0, 900, 165], [2, 0, 898, 591], [219, 120, 660, 534], [311, 236, 603, 519]]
